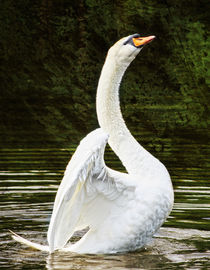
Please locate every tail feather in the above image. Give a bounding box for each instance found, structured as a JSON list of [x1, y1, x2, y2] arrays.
[[10, 230, 49, 252]]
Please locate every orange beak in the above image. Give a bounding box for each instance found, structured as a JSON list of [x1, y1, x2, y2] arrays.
[[132, 35, 156, 47]]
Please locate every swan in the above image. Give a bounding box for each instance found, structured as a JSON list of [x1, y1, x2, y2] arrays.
[[11, 34, 174, 254]]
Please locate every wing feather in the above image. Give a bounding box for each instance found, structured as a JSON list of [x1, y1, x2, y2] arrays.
[[47, 128, 109, 252]]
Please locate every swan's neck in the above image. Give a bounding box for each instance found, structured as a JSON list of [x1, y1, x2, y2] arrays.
[[96, 55, 154, 175], [96, 57, 128, 137]]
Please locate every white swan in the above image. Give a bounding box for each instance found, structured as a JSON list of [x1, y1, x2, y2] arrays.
[[12, 34, 174, 254]]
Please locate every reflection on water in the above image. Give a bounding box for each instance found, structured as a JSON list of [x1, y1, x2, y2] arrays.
[[44, 228, 210, 269], [0, 148, 210, 269], [45, 229, 210, 270], [1, 228, 210, 270]]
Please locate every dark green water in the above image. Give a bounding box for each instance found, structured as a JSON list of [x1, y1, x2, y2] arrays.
[[0, 146, 210, 269]]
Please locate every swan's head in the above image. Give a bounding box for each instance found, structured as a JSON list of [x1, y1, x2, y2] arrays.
[[108, 34, 155, 66]]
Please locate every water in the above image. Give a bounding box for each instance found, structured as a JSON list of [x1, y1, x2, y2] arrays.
[[0, 147, 210, 269]]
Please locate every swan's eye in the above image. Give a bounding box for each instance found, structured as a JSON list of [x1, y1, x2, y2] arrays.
[[123, 34, 140, 46]]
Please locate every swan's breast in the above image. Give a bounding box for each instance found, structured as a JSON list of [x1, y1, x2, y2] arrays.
[[117, 182, 172, 250]]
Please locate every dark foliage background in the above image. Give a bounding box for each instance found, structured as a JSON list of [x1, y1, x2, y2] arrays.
[[0, 0, 209, 153]]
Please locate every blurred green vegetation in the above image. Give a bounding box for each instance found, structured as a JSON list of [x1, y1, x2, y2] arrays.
[[0, 0, 209, 150]]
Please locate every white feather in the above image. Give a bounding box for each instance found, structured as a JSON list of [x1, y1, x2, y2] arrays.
[[11, 34, 174, 254]]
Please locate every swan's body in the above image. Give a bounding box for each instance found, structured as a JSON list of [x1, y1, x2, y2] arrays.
[[12, 34, 174, 254]]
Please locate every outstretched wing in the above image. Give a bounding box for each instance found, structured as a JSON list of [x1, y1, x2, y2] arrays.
[[47, 128, 123, 252]]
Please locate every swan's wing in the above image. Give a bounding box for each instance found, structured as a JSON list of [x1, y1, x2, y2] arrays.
[[48, 128, 112, 252]]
